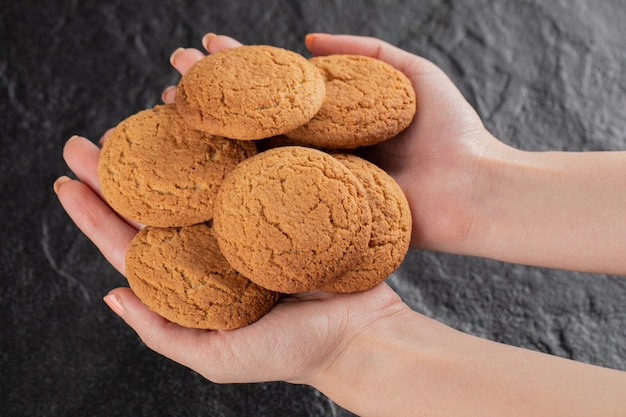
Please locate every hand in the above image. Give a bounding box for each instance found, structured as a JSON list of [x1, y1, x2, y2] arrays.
[[302, 34, 626, 275], [54, 34, 411, 385], [306, 34, 501, 254], [165, 34, 503, 255], [55, 31, 494, 386]]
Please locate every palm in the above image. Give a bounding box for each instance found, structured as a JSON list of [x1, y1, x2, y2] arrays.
[[355, 53, 489, 249], [57, 135, 405, 383], [56, 33, 488, 385], [200, 284, 403, 383]]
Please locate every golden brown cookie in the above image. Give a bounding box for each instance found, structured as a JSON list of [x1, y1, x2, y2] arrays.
[[98, 104, 256, 227], [175, 45, 326, 140], [285, 54, 416, 149], [125, 222, 280, 330], [319, 154, 412, 293], [213, 146, 373, 293]]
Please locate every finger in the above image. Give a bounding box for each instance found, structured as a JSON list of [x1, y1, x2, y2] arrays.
[[164, 34, 244, 104], [54, 178, 136, 275], [104, 287, 250, 383], [169, 34, 244, 77], [99, 128, 115, 145], [64, 134, 145, 230], [305, 33, 474, 131], [161, 85, 176, 103], [169, 47, 206, 75], [103, 288, 203, 356], [305, 33, 432, 79], [201, 33, 244, 54], [63, 135, 103, 198]]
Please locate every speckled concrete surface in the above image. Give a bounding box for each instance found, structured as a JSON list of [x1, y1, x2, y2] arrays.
[[2, 1, 625, 416]]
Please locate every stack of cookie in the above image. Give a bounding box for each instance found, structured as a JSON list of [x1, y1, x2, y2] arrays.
[[98, 45, 415, 330]]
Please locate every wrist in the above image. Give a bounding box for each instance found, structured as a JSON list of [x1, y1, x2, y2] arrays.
[[405, 128, 516, 256], [305, 305, 626, 417], [459, 143, 626, 273], [451, 134, 524, 257], [303, 307, 453, 416]]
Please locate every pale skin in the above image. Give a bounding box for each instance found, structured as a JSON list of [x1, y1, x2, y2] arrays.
[[54, 33, 626, 416]]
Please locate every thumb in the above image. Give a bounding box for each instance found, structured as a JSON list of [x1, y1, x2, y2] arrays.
[[304, 33, 428, 77], [303, 33, 467, 113]]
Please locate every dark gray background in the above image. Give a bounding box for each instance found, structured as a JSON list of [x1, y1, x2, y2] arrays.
[[2, 1, 625, 416]]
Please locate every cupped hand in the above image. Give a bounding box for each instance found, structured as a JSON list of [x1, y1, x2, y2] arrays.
[[306, 35, 504, 254], [55, 32, 504, 385], [54, 33, 410, 385], [167, 33, 502, 254]]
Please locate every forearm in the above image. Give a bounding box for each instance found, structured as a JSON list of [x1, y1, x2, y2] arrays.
[[467, 141, 626, 275], [308, 309, 626, 417]]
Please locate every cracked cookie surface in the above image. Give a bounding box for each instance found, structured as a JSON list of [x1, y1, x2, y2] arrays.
[[175, 45, 326, 140], [213, 146, 373, 293], [125, 222, 280, 329], [320, 154, 412, 293], [98, 104, 256, 227], [286, 55, 416, 149]]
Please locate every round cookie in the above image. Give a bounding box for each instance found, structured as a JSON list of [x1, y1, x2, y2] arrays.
[[285, 54, 416, 149], [98, 104, 256, 227], [125, 222, 280, 330], [175, 45, 326, 140], [319, 154, 412, 293], [213, 146, 373, 294]]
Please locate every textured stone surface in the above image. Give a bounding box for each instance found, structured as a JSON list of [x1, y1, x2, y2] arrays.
[[1, 0, 625, 416]]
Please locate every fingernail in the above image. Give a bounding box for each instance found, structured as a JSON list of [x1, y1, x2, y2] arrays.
[[53, 176, 71, 195], [64, 135, 82, 153], [169, 47, 185, 66], [99, 128, 115, 145], [104, 293, 125, 317], [202, 33, 217, 51], [161, 85, 176, 103], [305, 33, 330, 50]]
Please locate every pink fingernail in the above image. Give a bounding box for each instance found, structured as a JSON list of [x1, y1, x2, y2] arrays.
[[202, 33, 217, 51], [161, 85, 176, 103], [99, 128, 115, 145], [104, 293, 125, 316], [53, 176, 71, 195], [169, 47, 185, 66]]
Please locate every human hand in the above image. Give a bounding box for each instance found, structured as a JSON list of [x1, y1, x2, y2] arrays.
[[166, 33, 506, 257], [53, 34, 411, 385], [55, 135, 409, 385], [305, 36, 626, 275]]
